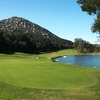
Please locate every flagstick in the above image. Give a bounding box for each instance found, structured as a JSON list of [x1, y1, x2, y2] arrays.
[[36, 57, 39, 68]]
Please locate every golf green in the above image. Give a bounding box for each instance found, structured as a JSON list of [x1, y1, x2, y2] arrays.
[[0, 51, 97, 89]]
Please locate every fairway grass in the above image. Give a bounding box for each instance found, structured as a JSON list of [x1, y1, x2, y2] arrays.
[[0, 49, 100, 100]]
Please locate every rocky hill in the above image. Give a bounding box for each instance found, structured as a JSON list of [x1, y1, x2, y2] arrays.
[[0, 16, 73, 53]]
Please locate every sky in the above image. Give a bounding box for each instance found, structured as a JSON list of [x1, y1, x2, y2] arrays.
[[0, 0, 99, 44]]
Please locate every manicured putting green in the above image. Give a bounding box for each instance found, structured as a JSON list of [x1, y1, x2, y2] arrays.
[[0, 52, 96, 89]]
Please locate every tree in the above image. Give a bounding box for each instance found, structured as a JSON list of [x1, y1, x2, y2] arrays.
[[74, 38, 94, 53], [77, 0, 100, 33], [74, 38, 84, 52]]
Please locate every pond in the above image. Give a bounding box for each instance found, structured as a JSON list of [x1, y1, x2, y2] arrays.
[[54, 55, 100, 68]]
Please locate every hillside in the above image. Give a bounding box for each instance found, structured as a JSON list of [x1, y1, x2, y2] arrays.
[[0, 16, 73, 53]]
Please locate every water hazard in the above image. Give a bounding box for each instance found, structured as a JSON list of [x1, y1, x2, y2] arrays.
[[54, 55, 100, 68]]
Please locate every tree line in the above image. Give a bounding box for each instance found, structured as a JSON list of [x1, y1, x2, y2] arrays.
[[74, 38, 100, 53], [0, 30, 73, 53], [0, 29, 100, 53]]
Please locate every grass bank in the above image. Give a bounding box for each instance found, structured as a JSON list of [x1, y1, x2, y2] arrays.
[[0, 49, 100, 100]]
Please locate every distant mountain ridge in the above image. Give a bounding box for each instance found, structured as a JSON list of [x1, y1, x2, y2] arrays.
[[0, 16, 73, 53], [0, 17, 55, 37]]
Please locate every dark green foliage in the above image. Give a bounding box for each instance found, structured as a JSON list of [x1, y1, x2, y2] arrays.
[[77, 0, 100, 15], [92, 14, 100, 33], [73, 38, 99, 53], [77, 0, 100, 34], [93, 44, 100, 52], [0, 17, 73, 53]]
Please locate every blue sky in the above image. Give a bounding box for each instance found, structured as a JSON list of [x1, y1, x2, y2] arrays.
[[0, 0, 98, 44]]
